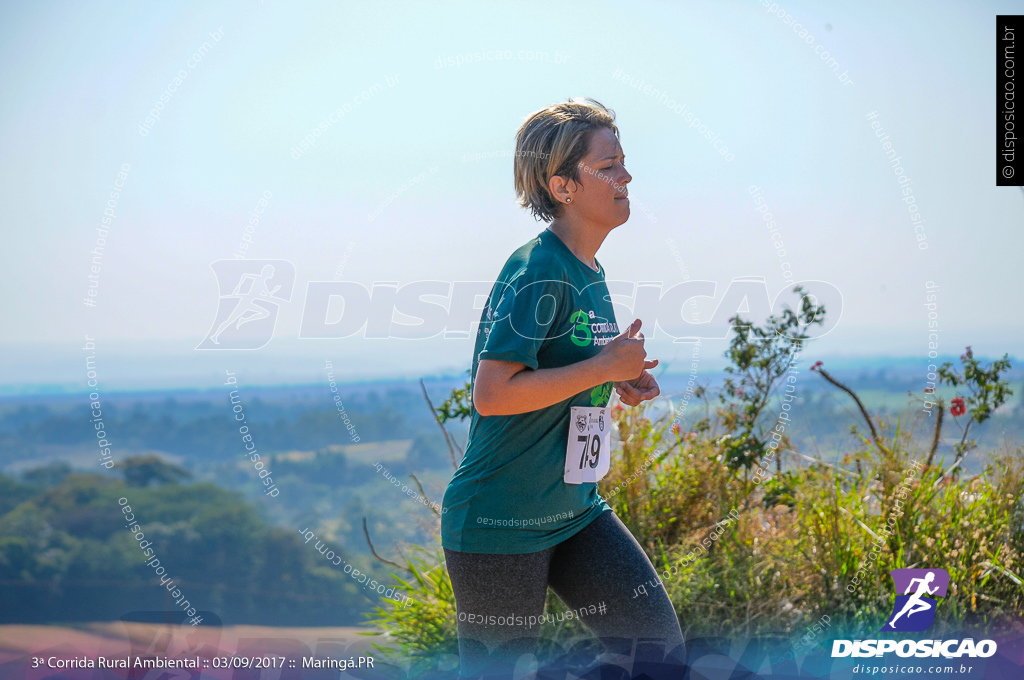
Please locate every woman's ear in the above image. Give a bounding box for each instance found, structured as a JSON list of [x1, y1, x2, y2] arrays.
[[548, 174, 575, 204]]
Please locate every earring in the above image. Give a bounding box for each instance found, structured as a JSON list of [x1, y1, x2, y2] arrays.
[[566, 197, 572, 203]]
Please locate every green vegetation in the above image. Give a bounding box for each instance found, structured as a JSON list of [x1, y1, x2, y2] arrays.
[[363, 288, 1024, 674], [0, 458, 374, 626]]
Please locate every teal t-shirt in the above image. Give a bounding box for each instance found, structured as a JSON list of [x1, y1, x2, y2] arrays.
[[441, 228, 618, 554]]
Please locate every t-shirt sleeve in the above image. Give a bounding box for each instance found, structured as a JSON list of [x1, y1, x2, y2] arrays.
[[478, 264, 570, 370]]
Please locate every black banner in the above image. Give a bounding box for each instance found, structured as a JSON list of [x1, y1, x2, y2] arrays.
[[997, 15, 1022, 184]]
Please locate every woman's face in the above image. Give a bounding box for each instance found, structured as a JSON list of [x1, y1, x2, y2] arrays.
[[556, 127, 631, 228]]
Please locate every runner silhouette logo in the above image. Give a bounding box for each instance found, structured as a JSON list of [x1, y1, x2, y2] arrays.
[[881, 568, 950, 632], [197, 260, 295, 350]]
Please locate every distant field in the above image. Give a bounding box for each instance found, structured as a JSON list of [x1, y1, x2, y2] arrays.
[[834, 388, 925, 411], [275, 439, 415, 465]]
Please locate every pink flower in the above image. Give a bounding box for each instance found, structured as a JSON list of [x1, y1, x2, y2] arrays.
[[734, 389, 743, 397], [671, 423, 681, 435]]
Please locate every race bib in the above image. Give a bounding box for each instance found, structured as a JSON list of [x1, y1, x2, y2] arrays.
[[564, 406, 611, 484]]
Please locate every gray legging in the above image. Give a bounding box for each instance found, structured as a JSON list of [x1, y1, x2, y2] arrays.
[[443, 509, 685, 679]]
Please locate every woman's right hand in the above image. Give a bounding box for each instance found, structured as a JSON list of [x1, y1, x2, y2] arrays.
[[597, 318, 658, 382]]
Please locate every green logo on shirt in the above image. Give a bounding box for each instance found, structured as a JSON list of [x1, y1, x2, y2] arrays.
[[570, 309, 592, 346], [590, 381, 613, 406]]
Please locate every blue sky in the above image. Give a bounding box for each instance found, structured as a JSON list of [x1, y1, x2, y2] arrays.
[[1, 0, 1019, 392]]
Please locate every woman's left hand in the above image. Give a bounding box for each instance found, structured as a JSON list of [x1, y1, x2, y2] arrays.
[[614, 361, 660, 407]]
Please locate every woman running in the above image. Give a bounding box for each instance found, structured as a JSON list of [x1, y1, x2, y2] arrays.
[[441, 98, 685, 678]]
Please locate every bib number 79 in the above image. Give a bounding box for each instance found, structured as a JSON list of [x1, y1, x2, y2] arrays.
[[564, 406, 611, 484], [578, 434, 601, 469]]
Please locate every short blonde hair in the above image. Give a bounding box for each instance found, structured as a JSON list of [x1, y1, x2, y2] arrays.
[[513, 98, 619, 222]]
